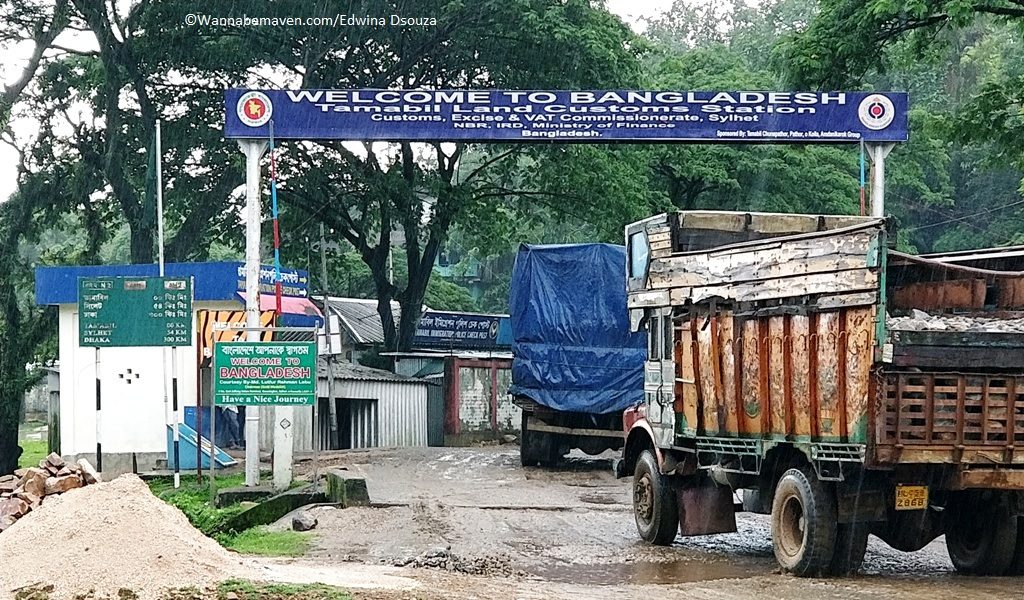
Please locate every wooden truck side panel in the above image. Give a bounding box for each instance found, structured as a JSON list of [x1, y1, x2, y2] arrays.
[[677, 306, 876, 443], [628, 212, 886, 446]]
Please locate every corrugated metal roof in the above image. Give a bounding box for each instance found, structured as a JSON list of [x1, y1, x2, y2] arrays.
[[318, 360, 426, 384], [322, 297, 401, 345]]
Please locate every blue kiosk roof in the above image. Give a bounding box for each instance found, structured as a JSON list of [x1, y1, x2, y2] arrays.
[[36, 262, 310, 305]]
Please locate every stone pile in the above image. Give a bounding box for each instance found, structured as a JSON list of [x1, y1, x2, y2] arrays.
[[887, 309, 1024, 334], [0, 452, 101, 532]]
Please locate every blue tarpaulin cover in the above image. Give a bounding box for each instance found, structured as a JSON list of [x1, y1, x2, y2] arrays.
[[509, 243, 646, 414]]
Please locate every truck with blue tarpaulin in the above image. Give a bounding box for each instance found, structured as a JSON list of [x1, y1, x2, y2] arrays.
[[509, 243, 646, 466]]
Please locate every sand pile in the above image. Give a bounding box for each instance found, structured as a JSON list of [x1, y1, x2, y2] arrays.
[[0, 474, 254, 599]]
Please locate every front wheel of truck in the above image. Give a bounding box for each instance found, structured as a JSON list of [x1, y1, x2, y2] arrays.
[[945, 492, 1016, 575], [771, 467, 837, 577], [633, 449, 679, 545]]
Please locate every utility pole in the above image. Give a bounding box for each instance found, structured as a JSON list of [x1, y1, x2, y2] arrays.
[[318, 223, 337, 469], [238, 139, 268, 487]]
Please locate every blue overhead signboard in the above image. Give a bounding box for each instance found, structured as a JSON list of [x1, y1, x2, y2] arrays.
[[225, 89, 908, 143]]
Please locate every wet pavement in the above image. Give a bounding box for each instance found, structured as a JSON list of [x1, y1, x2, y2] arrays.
[[282, 446, 1022, 599]]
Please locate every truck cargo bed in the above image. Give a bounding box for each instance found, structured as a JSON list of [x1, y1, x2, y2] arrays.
[[877, 370, 1024, 464]]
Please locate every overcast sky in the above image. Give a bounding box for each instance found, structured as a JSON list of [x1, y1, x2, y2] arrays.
[[0, 2, 674, 203]]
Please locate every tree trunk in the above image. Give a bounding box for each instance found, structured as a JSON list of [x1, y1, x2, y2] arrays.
[[130, 223, 155, 264], [0, 381, 22, 474]]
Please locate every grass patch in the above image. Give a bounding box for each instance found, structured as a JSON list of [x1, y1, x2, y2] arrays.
[[216, 580, 351, 600], [147, 474, 249, 536], [148, 475, 310, 558], [17, 439, 48, 469], [216, 527, 309, 556]]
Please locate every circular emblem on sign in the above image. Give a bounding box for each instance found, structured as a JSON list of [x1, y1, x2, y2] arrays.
[[489, 320, 499, 338], [237, 91, 273, 127], [858, 94, 895, 130]]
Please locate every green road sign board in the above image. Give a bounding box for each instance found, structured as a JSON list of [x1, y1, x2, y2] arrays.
[[213, 341, 317, 405], [78, 276, 193, 347]]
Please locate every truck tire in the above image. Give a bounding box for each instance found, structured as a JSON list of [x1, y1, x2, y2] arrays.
[[771, 467, 837, 577], [633, 449, 678, 545], [1005, 517, 1024, 575], [829, 523, 869, 576], [945, 492, 1016, 575], [538, 435, 562, 468], [520, 412, 540, 467]]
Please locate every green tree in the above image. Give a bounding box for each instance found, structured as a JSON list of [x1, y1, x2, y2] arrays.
[[779, 1, 1024, 251], [0, 0, 73, 475], [246, 0, 646, 351]]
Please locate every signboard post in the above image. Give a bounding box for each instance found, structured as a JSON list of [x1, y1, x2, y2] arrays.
[[213, 339, 316, 491], [78, 276, 193, 474], [225, 89, 909, 144], [78, 276, 193, 347], [223, 86, 909, 493], [413, 310, 504, 349], [212, 341, 317, 406]]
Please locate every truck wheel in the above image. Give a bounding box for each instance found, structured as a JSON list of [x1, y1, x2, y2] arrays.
[[1005, 517, 1024, 575], [520, 412, 539, 467], [771, 467, 837, 577], [945, 493, 1016, 575], [538, 437, 562, 467], [633, 449, 678, 545], [829, 523, 869, 576]]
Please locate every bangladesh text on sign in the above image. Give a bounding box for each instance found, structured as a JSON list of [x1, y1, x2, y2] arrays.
[[214, 341, 316, 405], [225, 89, 909, 143], [78, 277, 193, 347]]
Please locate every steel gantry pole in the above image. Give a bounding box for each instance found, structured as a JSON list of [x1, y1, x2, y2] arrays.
[[866, 142, 896, 218], [239, 139, 268, 487]]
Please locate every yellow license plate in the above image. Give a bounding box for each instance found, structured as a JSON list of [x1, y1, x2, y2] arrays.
[[895, 485, 928, 511]]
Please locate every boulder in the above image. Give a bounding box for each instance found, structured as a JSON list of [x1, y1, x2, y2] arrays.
[[56, 465, 73, 477], [20, 468, 48, 498], [291, 510, 318, 532], [13, 468, 27, 479], [77, 459, 102, 485], [0, 474, 14, 483], [15, 491, 41, 510], [0, 514, 15, 533], [44, 474, 83, 496], [0, 478, 16, 494], [0, 497, 29, 519], [45, 452, 65, 469], [40, 460, 59, 476]]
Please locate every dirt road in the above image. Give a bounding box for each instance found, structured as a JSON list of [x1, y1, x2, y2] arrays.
[[276, 446, 1021, 600]]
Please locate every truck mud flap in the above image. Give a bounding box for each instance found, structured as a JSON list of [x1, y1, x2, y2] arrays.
[[677, 475, 737, 536]]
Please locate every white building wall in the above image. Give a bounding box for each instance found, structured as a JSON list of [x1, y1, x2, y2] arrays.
[[57, 301, 237, 460], [494, 368, 519, 431]]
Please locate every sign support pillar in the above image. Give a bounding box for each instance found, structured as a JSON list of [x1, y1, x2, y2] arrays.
[[866, 142, 895, 218], [239, 139, 268, 487]]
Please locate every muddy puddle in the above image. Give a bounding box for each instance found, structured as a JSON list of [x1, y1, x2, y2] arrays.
[[527, 558, 767, 586]]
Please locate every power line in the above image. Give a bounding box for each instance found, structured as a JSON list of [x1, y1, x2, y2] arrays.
[[906, 196, 1024, 232]]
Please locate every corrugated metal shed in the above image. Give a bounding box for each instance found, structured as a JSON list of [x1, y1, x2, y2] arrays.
[[322, 297, 402, 345], [259, 360, 428, 451]]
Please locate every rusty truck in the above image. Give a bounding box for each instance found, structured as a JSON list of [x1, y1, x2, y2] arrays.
[[619, 210, 1024, 576]]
